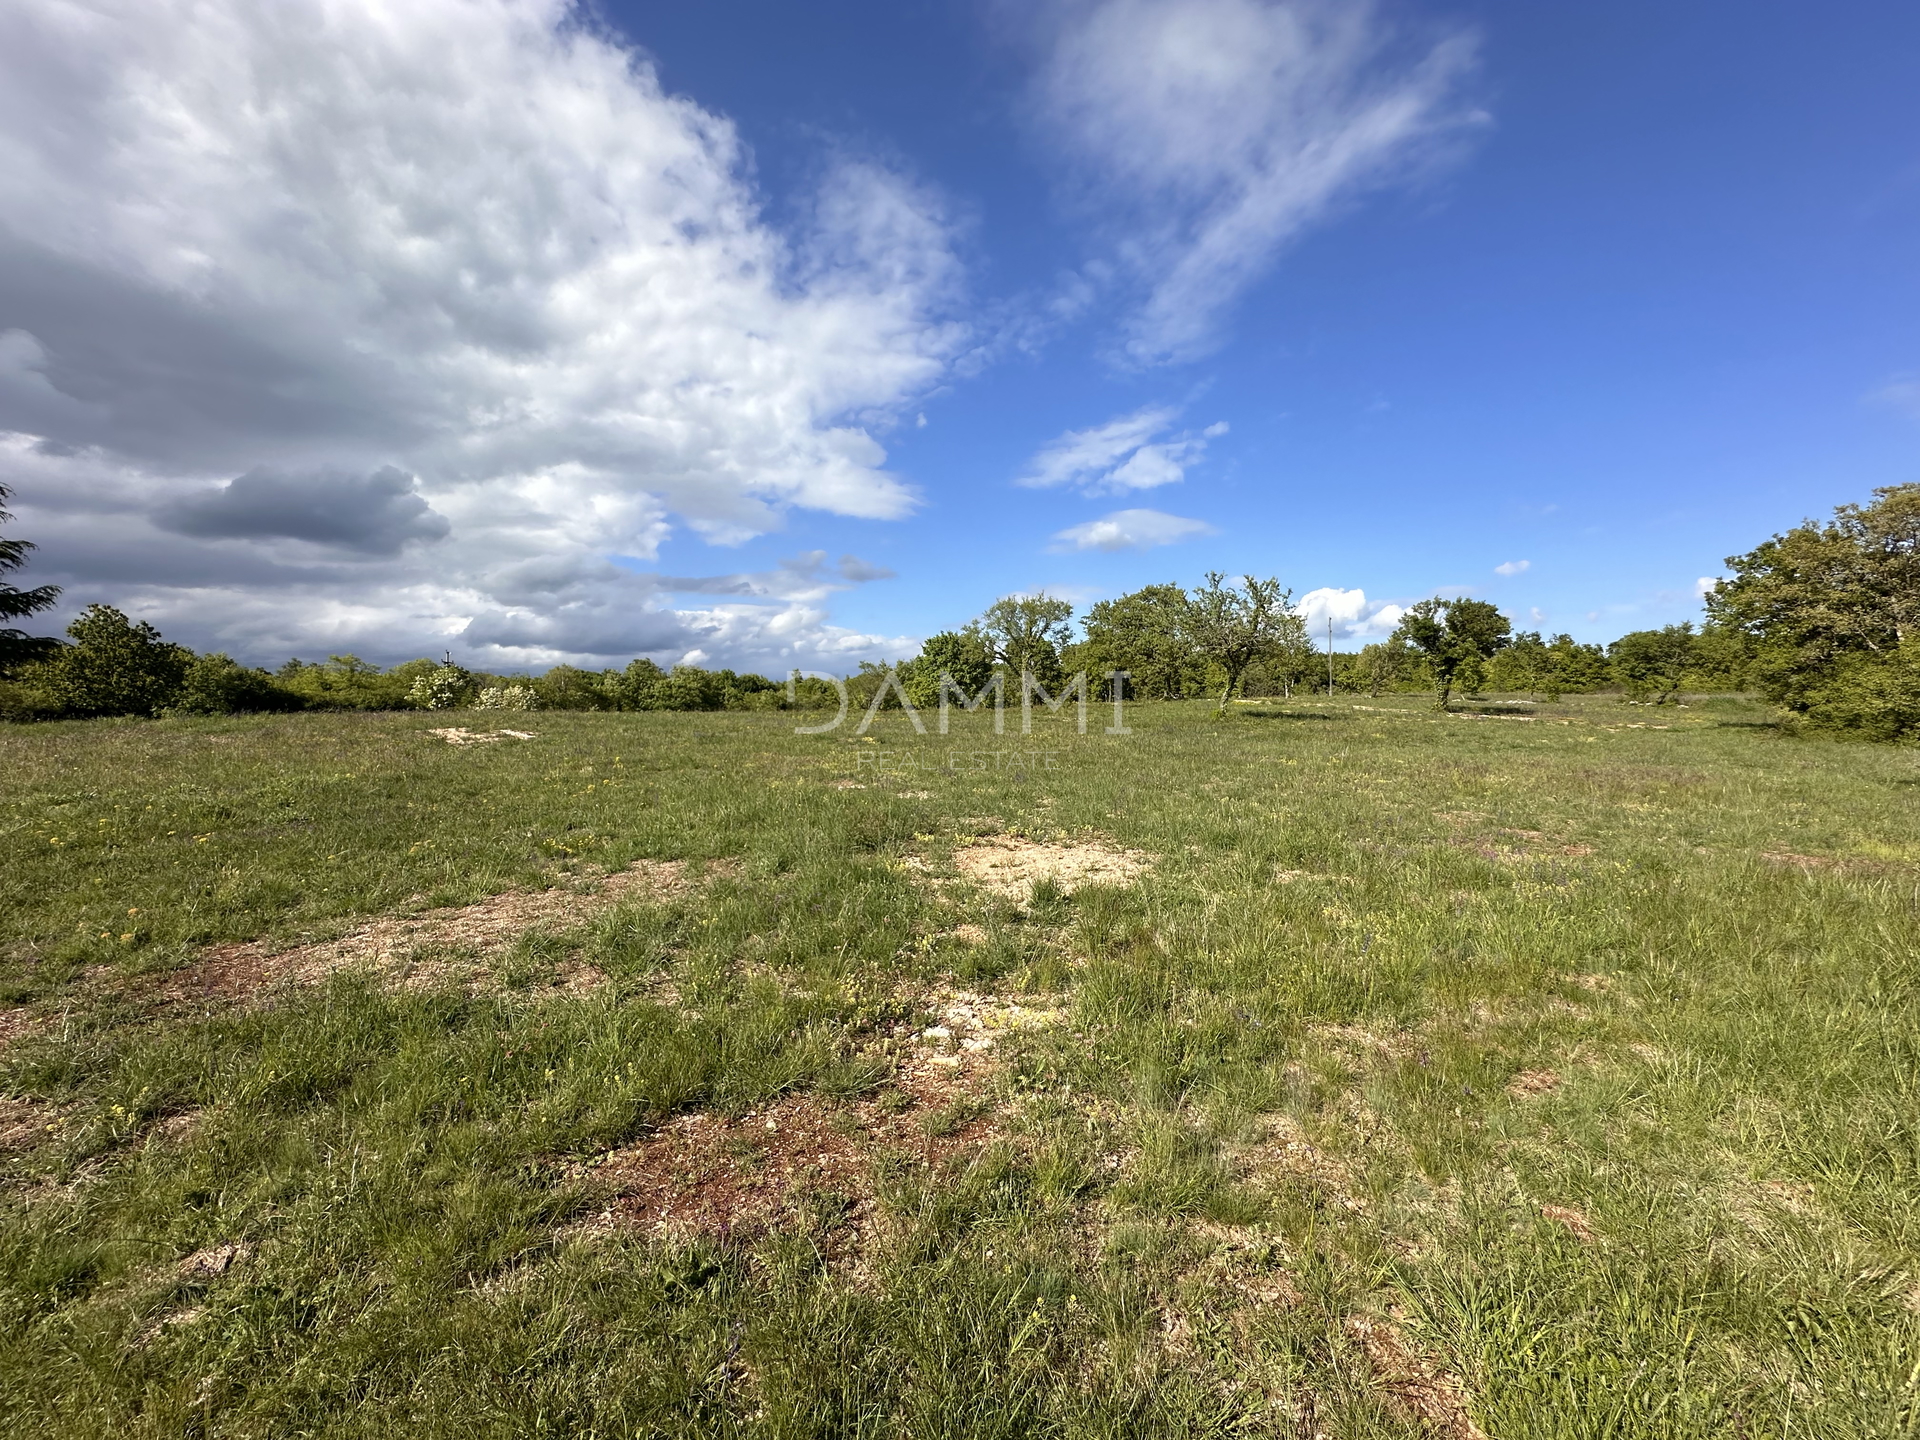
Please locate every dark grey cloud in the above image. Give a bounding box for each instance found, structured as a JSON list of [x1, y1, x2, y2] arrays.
[[837, 553, 896, 582], [158, 465, 450, 554], [460, 605, 700, 660]]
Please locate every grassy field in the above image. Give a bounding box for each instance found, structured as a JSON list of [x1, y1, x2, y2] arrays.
[[2, 694, 1917, 1437]]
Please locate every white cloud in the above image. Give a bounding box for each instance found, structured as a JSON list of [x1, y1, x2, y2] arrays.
[[1294, 586, 1402, 640], [1867, 373, 1920, 417], [1494, 558, 1530, 576], [1695, 576, 1721, 598], [1019, 406, 1225, 492], [1049, 507, 1216, 552], [0, 0, 964, 669], [1029, 0, 1481, 362]]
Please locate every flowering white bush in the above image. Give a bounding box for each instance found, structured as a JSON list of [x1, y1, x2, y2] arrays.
[[407, 665, 472, 710], [474, 684, 539, 711]]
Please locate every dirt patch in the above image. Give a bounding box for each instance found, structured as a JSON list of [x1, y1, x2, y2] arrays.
[[1507, 1069, 1561, 1098], [0, 1096, 61, 1150], [949, 836, 1152, 900], [1252, 1113, 1368, 1213], [177, 1241, 252, 1282], [1540, 1203, 1595, 1243], [1346, 1313, 1489, 1439], [124, 859, 723, 1008], [427, 727, 537, 746], [915, 988, 1066, 1067], [571, 988, 1062, 1245]]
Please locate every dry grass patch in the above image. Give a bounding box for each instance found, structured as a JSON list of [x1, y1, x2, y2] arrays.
[[126, 859, 724, 1007], [949, 835, 1152, 900]]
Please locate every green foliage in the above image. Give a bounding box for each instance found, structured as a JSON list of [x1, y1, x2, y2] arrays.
[[26, 605, 191, 718], [1183, 572, 1300, 711], [170, 654, 304, 715], [1710, 483, 1920, 737], [274, 655, 416, 711], [970, 593, 1073, 691], [902, 630, 995, 709], [473, 683, 540, 711], [1395, 596, 1512, 709], [0, 483, 62, 678], [1609, 623, 1696, 703], [1078, 585, 1201, 700]]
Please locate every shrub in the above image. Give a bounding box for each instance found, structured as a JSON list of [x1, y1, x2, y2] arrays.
[[406, 661, 474, 710], [171, 653, 304, 715], [27, 604, 190, 717], [474, 684, 540, 711]]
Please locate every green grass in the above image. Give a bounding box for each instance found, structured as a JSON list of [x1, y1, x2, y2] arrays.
[[2, 695, 1918, 1436]]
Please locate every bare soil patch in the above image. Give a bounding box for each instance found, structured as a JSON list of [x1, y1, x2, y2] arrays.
[[427, 727, 537, 746], [1507, 1069, 1562, 1098], [1345, 1313, 1490, 1440], [572, 988, 1063, 1245], [949, 835, 1152, 900], [123, 859, 723, 1008]]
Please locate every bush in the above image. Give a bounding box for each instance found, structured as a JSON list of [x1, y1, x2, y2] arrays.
[[474, 684, 540, 711], [406, 661, 475, 711], [26, 604, 190, 717], [171, 653, 304, 715]]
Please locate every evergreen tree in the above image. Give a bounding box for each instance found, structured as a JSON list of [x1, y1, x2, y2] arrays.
[[0, 483, 61, 676]]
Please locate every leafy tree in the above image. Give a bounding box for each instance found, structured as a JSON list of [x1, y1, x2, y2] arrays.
[[1183, 572, 1299, 713], [971, 593, 1073, 689], [1395, 597, 1512, 710], [1079, 585, 1200, 701], [902, 630, 993, 709], [1609, 624, 1696, 704], [1709, 484, 1920, 730], [173, 654, 304, 714], [1357, 635, 1412, 697], [0, 482, 61, 676], [1542, 633, 1612, 692], [31, 604, 190, 717]]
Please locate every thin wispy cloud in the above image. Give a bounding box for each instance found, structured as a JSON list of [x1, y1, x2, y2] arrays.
[[1866, 373, 1920, 417], [1494, 559, 1530, 576], [1029, 0, 1482, 364], [0, 0, 963, 670], [1019, 407, 1227, 493], [1049, 508, 1217, 552]]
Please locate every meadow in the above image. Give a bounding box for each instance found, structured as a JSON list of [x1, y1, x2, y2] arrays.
[[1, 694, 1917, 1438]]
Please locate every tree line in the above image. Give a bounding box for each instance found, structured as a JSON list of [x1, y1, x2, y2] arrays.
[[2, 481, 1915, 738]]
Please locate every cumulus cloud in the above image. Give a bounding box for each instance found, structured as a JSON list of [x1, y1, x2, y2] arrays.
[[1494, 558, 1530, 576], [0, 0, 962, 668], [1695, 576, 1721, 598], [1019, 407, 1226, 492], [1049, 507, 1216, 552], [1027, 0, 1481, 363], [1295, 586, 1403, 640]]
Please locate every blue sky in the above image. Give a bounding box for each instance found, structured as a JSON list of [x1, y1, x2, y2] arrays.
[[3, 0, 1917, 669]]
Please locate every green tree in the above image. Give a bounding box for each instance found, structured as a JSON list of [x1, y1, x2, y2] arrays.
[[1487, 631, 1560, 699], [1609, 624, 1696, 704], [32, 604, 191, 717], [0, 482, 61, 676], [1357, 635, 1411, 697], [1395, 597, 1512, 710], [1182, 573, 1299, 714], [173, 654, 304, 714], [971, 593, 1073, 690], [903, 630, 994, 709], [1078, 585, 1199, 700], [1709, 484, 1920, 728]]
